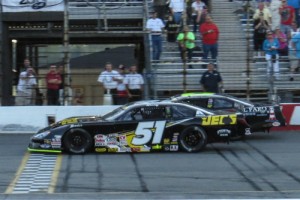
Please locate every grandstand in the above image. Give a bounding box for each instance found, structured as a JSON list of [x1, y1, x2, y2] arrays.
[[0, 0, 298, 106]]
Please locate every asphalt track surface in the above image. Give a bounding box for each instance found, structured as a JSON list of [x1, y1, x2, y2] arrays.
[[0, 131, 300, 199]]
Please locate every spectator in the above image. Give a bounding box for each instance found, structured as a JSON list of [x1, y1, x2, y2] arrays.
[[177, 25, 196, 68], [21, 58, 36, 75], [124, 65, 144, 102], [146, 11, 165, 62], [199, 15, 219, 64], [165, 15, 179, 42], [46, 65, 62, 105], [270, 0, 282, 30], [97, 62, 122, 105], [290, 31, 300, 81], [153, 0, 168, 20], [287, 0, 300, 27], [288, 22, 300, 81], [200, 63, 223, 93], [279, 0, 295, 35], [253, 14, 270, 56], [15, 67, 37, 106], [169, 0, 185, 24], [263, 31, 280, 79], [116, 64, 128, 105], [191, 0, 206, 33], [253, 2, 272, 25], [273, 27, 288, 56]]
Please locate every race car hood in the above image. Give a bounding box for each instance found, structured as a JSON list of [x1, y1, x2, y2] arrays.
[[55, 116, 103, 126]]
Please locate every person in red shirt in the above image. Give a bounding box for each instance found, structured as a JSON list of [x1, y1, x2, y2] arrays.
[[46, 65, 62, 105], [279, 0, 295, 35], [199, 15, 219, 65]]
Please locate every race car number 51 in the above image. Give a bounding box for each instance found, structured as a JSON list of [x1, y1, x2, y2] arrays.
[[132, 121, 166, 145]]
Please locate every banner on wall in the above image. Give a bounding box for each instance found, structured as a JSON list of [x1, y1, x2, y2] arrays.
[[2, 0, 64, 12]]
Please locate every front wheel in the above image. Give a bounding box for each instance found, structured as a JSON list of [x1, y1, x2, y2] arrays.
[[179, 126, 207, 153], [63, 128, 93, 154]]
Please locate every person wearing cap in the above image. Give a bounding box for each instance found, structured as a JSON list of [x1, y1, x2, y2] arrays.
[[200, 63, 223, 93], [116, 64, 128, 105], [263, 31, 280, 79], [97, 62, 122, 105]]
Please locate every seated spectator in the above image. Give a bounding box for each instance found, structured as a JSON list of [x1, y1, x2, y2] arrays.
[[177, 25, 196, 68], [273, 27, 288, 56]]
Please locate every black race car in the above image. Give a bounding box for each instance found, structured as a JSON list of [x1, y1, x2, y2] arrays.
[[28, 101, 250, 154], [171, 93, 286, 132]]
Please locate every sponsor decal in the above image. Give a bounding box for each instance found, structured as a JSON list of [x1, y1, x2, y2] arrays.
[[107, 137, 119, 145], [272, 121, 281, 127], [131, 147, 141, 152], [40, 144, 51, 149], [245, 128, 252, 135], [170, 145, 178, 151], [172, 133, 179, 142], [44, 139, 51, 144], [119, 135, 128, 146], [108, 133, 118, 137], [244, 106, 268, 113], [107, 148, 118, 153], [217, 129, 231, 137], [201, 114, 237, 126], [95, 134, 107, 146], [196, 110, 204, 117], [164, 138, 170, 144], [70, 124, 82, 128], [60, 118, 78, 125], [95, 148, 107, 153], [164, 145, 170, 151], [152, 144, 162, 150]]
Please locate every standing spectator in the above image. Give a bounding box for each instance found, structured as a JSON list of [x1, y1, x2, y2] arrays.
[[290, 31, 300, 80], [97, 62, 122, 105], [146, 12, 165, 62], [177, 25, 196, 68], [288, 22, 300, 81], [199, 15, 219, 64], [116, 64, 128, 105], [279, 0, 295, 35], [169, 0, 185, 24], [124, 65, 144, 102], [165, 15, 179, 42], [15, 67, 37, 106], [253, 2, 272, 26], [191, 0, 206, 33], [153, 0, 168, 20], [270, 0, 282, 30], [287, 0, 300, 27], [46, 65, 62, 105], [263, 31, 280, 79], [253, 13, 270, 56], [273, 27, 288, 56], [200, 63, 223, 93]]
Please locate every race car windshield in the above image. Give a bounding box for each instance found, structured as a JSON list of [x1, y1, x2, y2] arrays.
[[101, 107, 125, 120]]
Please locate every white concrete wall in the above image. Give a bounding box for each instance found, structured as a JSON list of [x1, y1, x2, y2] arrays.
[[0, 106, 118, 133]]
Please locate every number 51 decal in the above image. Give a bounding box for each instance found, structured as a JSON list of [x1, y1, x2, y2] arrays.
[[132, 121, 166, 145]]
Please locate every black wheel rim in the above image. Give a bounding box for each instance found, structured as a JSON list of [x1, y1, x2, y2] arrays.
[[184, 130, 202, 147], [70, 133, 87, 150]]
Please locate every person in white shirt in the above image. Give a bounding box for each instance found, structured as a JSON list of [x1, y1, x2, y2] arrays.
[[124, 65, 144, 102], [97, 62, 122, 105], [146, 11, 165, 62], [191, 0, 206, 33], [116, 64, 128, 105], [169, 0, 185, 24], [15, 67, 37, 106]]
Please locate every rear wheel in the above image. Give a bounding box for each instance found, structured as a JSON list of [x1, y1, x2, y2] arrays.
[[179, 126, 207, 153], [63, 128, 93, 154]]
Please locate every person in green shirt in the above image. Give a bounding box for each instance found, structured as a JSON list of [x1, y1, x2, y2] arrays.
[[177, 25, 196, 68]]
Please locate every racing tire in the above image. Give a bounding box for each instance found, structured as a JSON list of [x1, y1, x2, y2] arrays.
[[63, 128, 93, 154], [179, 126, 207, 153]]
